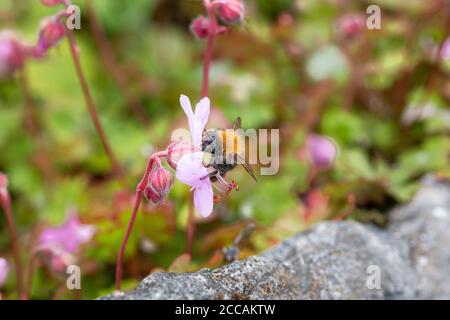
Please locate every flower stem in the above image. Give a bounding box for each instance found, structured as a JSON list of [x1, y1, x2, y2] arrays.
[[22, 253, 37, 300], [115, 154, 164, 290], [201, 0, 218, 98], [65, 29, 127, 187], [0, 191, 24, 298]]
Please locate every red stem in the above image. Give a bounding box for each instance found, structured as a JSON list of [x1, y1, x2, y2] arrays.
[[0, 191, 24, 298], [201, 0, 218, 98], [115, 154, 164, 290], [65, 29, 127, 187]]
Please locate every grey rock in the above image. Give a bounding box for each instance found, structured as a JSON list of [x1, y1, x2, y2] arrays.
[[388, 178, 450, 299], [101, 179, 450, 300]]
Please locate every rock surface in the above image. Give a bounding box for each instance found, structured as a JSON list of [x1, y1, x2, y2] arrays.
[[102, 179, 450, 300]]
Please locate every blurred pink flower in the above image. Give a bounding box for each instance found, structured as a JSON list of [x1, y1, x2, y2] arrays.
[[440, 37, 450, 61], [307, 134, 337, 168], [0, 172, 7, 192], [214, 0, 245, 25], [35, 17, 66, 57], [0, 258, 8, 287], [190, 16, 211, 39], [40, 0, 64, 6], [39, 213, 96, 253], [0, 32, 26, 79], [176, 152, 214, 217], [336, 14, 365, 39], [35, 245, 74, 275]]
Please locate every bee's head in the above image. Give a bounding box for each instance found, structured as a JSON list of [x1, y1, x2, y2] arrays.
[[201, 129, 220, 154]]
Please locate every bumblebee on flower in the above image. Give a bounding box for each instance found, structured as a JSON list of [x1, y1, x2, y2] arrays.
[[115, 94, 256, 289]]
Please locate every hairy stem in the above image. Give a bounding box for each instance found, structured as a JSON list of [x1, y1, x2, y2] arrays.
[[115, 154, 164, 290], [201, 0, 218, 98], [65, 29, 127, 187], [0, 190, 24, 298]]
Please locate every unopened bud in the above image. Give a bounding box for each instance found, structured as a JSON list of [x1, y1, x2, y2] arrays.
[[190, 16, 211, 39], [40, 0, 64, 6], [144, 167, 174, 205], [336, 14, 365, 39], [307, 134, 337, 168], [167, 141, 199, 169], [0, 32, 26, 79], [215, 0, 245, 25], [0, 172, 7, 190], [35, 17, 66, 57]]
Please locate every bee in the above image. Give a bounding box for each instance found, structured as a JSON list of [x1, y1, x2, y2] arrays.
[[201, 117, 257, 185]]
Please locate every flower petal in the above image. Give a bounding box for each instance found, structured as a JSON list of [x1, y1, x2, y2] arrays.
[[179, 94, 194, 117], [194, 97, 210, 131], [180, 95, 197, 145], [176, 152, 208, 188], [194, 179, 214, 217]]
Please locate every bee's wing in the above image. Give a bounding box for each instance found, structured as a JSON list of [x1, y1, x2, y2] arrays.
[[233, 117, 242, 130], [236, 154, 257, 182]]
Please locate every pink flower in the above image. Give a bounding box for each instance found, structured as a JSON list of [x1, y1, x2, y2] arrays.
[[144, 166, 174, 205], [176, 152, 214, 217], [214, 0, 245, 25], [440, 37, 450, 61], [35, 17, 66, 57], [0, 258, 8, 288], [190, 16, 211, 39], [176, 95, 214, 217], [307, 134, 337, 168], [336, 14, 365, 39], [179, 94, 210, 148], [39, 212, 96, 253], [35, 245, 74, 275], [0, 172, 7, 192], [167, 141, 199, 168], [0, 32, 26, 79], [40, 0, 64, 6]]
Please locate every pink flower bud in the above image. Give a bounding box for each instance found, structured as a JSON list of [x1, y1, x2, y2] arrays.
[[0, 32, 26, 79], [167, 141, 199, 169], [215, 0, 245, 25], [440, 37, 450, 61], [144, 167, 174, 205], [0, 172, 7, 190], [35, 17, 66, 57], [0, 258, 8, 288], [40, 0, 64, 6], [0, 172, 9, 205], [307, 134, 337, 168], [190, 16, 211, 39], [336, 14, 365, 39]]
